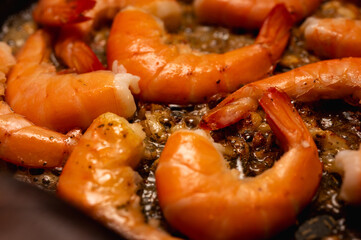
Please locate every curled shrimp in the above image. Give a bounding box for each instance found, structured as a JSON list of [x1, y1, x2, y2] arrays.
[[34, 0, 182, 73], [201, 57, 361, 130], [302, 17, 361, 59], [156, 88, 322, 240], [194, 0, 321, 29], [0, 42, 80, 168], [6, 30, 139, 132], [334, 145, 361, 205], [57, 112, 179, 240], [107, 4, 293, 104]]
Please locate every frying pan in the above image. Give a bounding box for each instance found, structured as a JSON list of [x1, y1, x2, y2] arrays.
[[1, 1, 361, 239]]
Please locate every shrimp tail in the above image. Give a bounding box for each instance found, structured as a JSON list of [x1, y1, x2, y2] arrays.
[[55, 37, 105, 73], [199, 94, 259, 130], [33, 0, 96, 26], [259, 87, 312, 150], [256, 4, 294, 63]]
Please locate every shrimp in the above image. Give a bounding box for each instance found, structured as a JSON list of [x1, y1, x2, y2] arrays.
[[107, 4, 293, 104], [0, 42, 80, 168], [6, 30, 139, 133], [194, 0, 321, 29], [201, 57, 361, 130], [32, 0, 96, 26], [0, 101, 81, 168], [0, 42, 16, 96], [302, 17, 361, 59], [34, 0, 182, 73], [156, 88, 322, 240], [57, 112, 179, 240], [334, 145, 361, 205]]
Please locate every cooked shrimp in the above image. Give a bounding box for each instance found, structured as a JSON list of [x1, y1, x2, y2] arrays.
[[33, 0, 96, 26], [0, 101, 81, 168], [107, 4, 293, 104], [6, 30, 139, 132], [334, 145, 361, 205], [194, 0, 321, 29], [156, 88, 322, 240], [57, 112, 179, 240], [302, 17, 361, 59], [201, 57, 361, 130], [34, 0, 182, 73], [0, 42, 80, 168], [0, 42, 16, 96]]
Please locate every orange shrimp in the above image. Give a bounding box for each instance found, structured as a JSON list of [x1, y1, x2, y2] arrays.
[[0, 42, 16, 96], [57, 112, 179, 240], [302, 17, 361, 59], [6, 30, 139, 133], [156, 88, 322, 240], [34, 0, 182, 73], [194, 0, 321, 29], [201, 57, 361, 130], [0, 42, 80, 168], [33, 0, 96, 26], [107, 4, 293, 104], [0, 101, 81, 168], [334, 145, 361, 205]]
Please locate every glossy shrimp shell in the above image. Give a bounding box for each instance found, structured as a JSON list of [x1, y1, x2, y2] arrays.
[[107, 4, 293, 104], [194, 0, 322, 29], [201, 57, 361, 130], [156, 88, 322, 240], [57, 113, 179, 240], [302, 17, 361, 59], [6, 30, 139, 132]]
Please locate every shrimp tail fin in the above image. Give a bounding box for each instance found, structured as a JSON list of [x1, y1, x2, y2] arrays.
[[199, 96, 259, 130], [259, 87, 312, 151], [33, 0, 96, 26], [55, 38, 105, 73], [256, 4, 294, 63]]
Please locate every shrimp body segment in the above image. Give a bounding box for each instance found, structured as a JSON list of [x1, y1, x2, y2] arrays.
[[57, 113, 178, 240], [156, 88, 322, 240], [194, 0, 321, 29], [334, 146, 361, 205], [6, 30, 139, 132], [302, 18, 361, 59], [201, 58, 361, 130], [107, 4, 293, 104]]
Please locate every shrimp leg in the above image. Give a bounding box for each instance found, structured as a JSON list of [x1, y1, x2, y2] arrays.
[[156, 88, 322, 240], [107, 4, 293, 104], [201, 57, 361, 130], [57, 113, 179, 240]]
